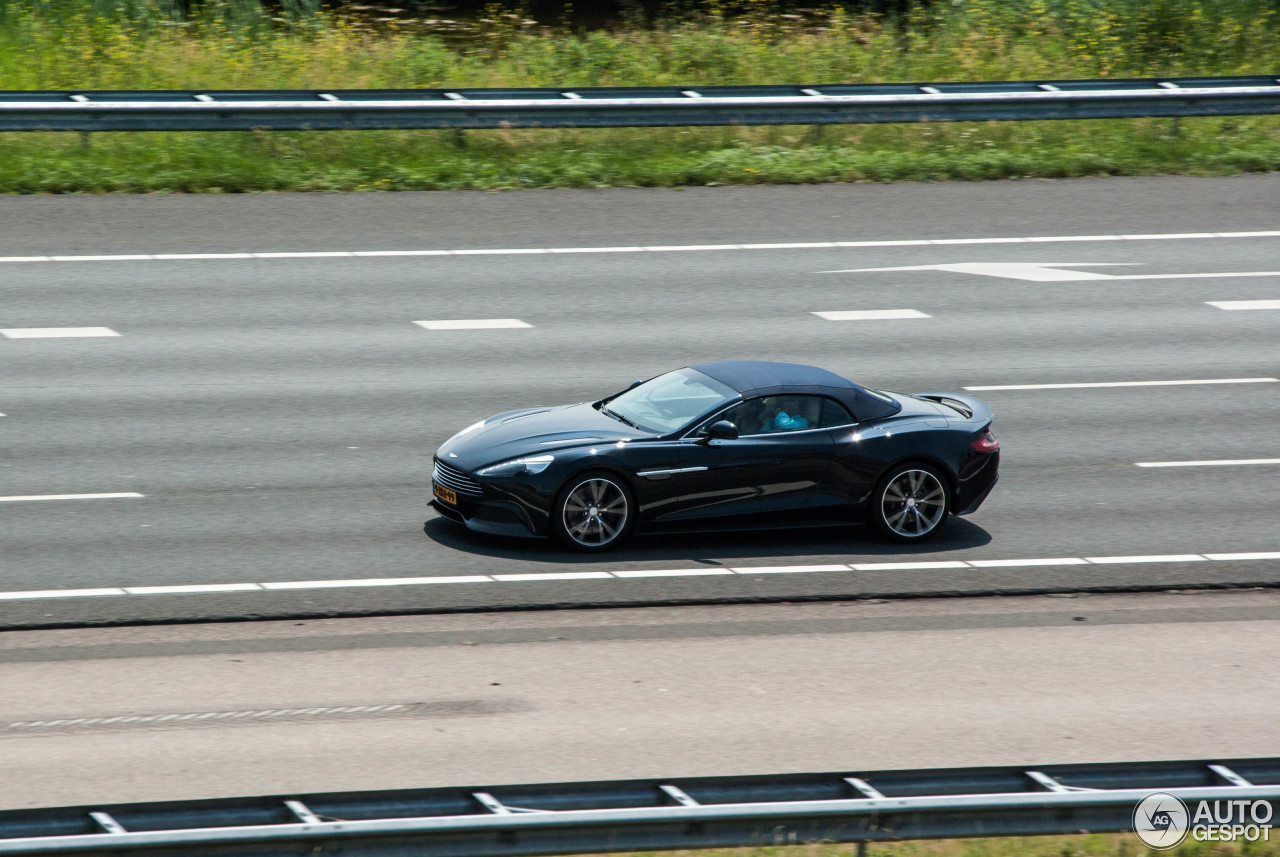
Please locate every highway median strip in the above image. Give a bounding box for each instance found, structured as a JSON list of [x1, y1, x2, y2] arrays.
[[2, 552, 1279, 602]]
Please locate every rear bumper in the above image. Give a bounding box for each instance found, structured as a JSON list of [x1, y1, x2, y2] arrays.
[[953, 450, 999, 516]]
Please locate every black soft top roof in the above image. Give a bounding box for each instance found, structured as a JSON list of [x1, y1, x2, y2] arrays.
[[690, 360, 901, 421]]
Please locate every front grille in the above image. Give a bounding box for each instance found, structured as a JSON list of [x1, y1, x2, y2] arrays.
[[433, 459, 483, 496]]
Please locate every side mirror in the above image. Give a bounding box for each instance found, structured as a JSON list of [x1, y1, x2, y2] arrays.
[[628, 379, 644, 390], [698, 420, 739, 444]]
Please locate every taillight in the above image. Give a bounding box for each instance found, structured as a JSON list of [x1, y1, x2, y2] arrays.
[[971, 431, 999, 452]]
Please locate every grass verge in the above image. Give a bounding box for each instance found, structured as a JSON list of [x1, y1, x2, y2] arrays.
[[583, 834, 1279, 857], [1, 1, 1278, 193]]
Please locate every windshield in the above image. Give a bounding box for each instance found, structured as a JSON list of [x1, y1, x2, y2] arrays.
[[603, 368, 738, 435]]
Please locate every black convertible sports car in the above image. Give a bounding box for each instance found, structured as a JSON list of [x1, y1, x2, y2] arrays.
[[429, 361, 999, 551]]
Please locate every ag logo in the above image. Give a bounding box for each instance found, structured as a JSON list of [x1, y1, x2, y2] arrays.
[[1133, 793, 1190, 849]]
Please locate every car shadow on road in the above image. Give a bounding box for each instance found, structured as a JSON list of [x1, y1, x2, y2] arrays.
[[422, 515, 992, 565]]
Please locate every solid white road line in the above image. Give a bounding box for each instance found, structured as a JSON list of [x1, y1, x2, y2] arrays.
[[2, 551, 1277, 602], [1136, 459, 1280, 468], [812, 310, 930, 321], [3, 230, 1278, 265], [0, 492, 144, 502], [965, 378, 1278, 391], [0, 327, 119, 339], [1206, 300, 1280, 311], [414, 319, 532, 330]]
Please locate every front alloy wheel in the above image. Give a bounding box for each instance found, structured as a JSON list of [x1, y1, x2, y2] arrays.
[[554, 473, 633, 551], [872, 465, 950, 543]]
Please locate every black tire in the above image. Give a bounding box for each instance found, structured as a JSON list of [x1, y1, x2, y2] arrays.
[[870, 462, 951, 543], [552, 471, 636, 552]]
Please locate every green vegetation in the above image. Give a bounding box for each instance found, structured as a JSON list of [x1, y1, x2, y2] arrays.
[[602, 832, 1280, 857], [0, 0, 1277, 192]]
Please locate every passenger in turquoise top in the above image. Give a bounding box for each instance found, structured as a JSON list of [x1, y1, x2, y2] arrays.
[[766, 397, 810, 431]]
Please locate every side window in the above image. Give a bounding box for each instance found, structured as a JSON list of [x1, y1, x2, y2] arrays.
[[737, 396, 823, 435], [695, 396, 854, 436], [818, 398, 856, 428]]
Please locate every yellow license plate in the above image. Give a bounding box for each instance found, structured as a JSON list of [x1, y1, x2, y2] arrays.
[[433, 483, 457, 505]]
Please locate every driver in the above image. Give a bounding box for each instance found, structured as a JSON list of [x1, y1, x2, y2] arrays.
[[734, 398, 769, 435]]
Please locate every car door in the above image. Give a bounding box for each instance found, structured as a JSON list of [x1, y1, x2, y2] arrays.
[[667, 396, 842, 524]]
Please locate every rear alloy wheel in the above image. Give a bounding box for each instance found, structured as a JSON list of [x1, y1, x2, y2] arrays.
[[872, 464, 950, 543], [553, 472, 634, 552]]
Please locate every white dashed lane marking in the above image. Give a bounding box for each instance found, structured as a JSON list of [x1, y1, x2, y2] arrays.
[[0, 327, 119, 339], [1206, 300, 1280, 311], [849, 561, 970, 571], [965, 378, 1278, 391], [491, 572, 613, 582], [2, 704, 418, 733], [1137, 459, 1280, 467], [823, 262, 1280, 282], [0, 589, 128, 601], [0, 493, 144, 502], [612, 568, 736, 578], [260, 576, 491, 590], [726, 564, 849, 574], [413, 319, 532, 330], [2, 230, 1277, 265], [0, 552, 1275, 602], [812, 310, 930, 321], [1083, 554, 1207, 564], [966, 558, 1089, 568], [123, 584, 262, 596]]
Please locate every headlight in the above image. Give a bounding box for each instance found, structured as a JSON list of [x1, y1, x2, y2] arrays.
[[477, 454, 555, 477]]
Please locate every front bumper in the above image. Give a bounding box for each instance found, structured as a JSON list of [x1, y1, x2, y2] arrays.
[[430, 459, 556, 539], [429, 495, 543, 539]]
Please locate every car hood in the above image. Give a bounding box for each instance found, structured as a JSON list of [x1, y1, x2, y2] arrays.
[[436, 403, 647, 471]]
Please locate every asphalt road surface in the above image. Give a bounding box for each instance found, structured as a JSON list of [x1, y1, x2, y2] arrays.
[[2, 176, 1279, 628], [2, 591, 1279, 809]]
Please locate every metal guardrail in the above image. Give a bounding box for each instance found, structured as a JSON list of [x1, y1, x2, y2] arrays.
[[1, 758, 1278, 856], [0, 75, 1278, 131]]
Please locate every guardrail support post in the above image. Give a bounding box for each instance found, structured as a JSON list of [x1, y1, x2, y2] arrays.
[[88, 811, 126, 834]]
